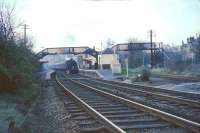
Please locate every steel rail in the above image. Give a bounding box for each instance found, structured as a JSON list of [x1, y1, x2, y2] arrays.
[[78, 73, 200, 98], [84, 78, 200, 108], [56, 76, 126, 133], [70, 79, 200, 133], [152, 73, 200, 82], [95, 77, 200, 98]]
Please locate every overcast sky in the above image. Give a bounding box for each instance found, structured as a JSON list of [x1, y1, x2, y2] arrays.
[[8, 0, 200, 51]]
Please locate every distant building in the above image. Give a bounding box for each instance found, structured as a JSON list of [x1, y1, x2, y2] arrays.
[[112, 42, 163, 68], [99, 48, 121, 74], [37, 46, 98, 70], [181, 35, 200, 63]]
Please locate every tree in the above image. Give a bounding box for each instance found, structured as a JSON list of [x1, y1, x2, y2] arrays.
[[106, 38, 115, 48], [126, 37, 139, 43], [0, 1, 37, 92], [0, 1, 16, 61], [0, 1, 16, 43], [127, 37, 143, 68]]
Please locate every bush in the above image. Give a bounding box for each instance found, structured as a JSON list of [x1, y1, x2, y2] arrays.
[[141, 68, 150, 81], [0, 2, 38, 93], [0, 64, 17, 92], [0, 64, 10, 76], [128, 66, 150, 82]]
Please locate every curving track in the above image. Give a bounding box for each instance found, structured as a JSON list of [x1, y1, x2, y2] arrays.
[[59, 72, 200, 123], [55, 81, 108, 132], [56, 72, 200, 133]]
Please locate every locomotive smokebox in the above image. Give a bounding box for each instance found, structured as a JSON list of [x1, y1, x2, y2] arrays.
[[66, 59, 79, 74]]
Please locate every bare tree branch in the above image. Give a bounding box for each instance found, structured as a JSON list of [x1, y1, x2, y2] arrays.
[[0, 1, 16, 43]]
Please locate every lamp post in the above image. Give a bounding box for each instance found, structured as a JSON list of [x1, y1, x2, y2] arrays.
[[125, 58, 129, 78]]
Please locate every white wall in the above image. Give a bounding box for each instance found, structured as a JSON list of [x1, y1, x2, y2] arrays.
[[100, 54, 121, 74]]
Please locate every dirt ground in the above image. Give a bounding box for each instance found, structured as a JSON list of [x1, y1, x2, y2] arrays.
[[0, 94, 25, 133], [21, 80, 78, 133], [0, 79, 79, 133]]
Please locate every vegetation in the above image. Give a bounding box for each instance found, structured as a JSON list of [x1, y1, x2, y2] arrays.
[[122, 66, 150, 81], [151, 67, 200, 77], [0, 2, 38, 93]]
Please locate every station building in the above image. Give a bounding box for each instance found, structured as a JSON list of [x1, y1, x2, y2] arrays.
[[99, 48, 121, 74]]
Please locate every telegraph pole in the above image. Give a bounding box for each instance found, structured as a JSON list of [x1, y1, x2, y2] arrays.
[[150, 29, 153, 68], [21, 24, 29, 46]]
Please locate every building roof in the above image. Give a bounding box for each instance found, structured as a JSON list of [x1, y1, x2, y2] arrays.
[[83, 48, 99, 56], [102, 48, 114, 54]]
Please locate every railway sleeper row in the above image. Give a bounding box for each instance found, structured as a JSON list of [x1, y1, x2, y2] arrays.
[[67, 72, 200, 101], [56, 75, 196, 133], [55, 82, 108, 133], [88, 76, 200, 101], [76, 78, 200, 123], [80, 77, 200, 106]]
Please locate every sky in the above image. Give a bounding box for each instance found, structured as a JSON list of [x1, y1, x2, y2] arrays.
[[6, 0, 200, 52]]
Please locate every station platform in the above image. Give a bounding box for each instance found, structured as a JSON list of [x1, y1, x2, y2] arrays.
[[79, 69, 123, 80]]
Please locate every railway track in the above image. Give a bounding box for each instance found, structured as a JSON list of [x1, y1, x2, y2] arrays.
[[74, 74, 200, 100], [152, 74, 200, 82], [54, 79, 108, 132], [56, 73, 200, 133], [66, 74, 200, 123]]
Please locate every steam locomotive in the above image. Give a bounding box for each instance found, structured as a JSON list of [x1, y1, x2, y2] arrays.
[[65, 59, 79, 74]]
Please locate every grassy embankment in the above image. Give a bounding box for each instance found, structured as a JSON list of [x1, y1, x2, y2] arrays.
[[151, 67, 200, 77], [122, 66, 200, 81]]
